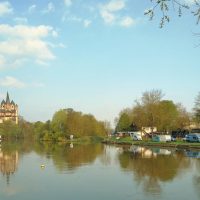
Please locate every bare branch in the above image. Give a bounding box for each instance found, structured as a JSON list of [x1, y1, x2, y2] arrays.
[[145, 0, 200, 27]]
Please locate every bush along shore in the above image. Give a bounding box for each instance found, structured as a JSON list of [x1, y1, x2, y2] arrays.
[[102, 137, 200, 150]]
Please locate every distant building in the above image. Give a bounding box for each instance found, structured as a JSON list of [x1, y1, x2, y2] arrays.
[[0, 92, 18, 124], [141, 127, 157, 136]]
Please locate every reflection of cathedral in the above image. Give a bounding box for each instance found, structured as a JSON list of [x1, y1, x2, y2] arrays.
[[0, 150, 19, 184], [0, 92, 18, 124]]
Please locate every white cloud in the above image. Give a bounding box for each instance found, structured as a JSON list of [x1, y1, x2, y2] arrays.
[[102, 0, 125, 12], [14, 17, 28, 24], [99, 0, 136, 28], [0, 24, 56, 38], [52, 30, 58, 37], [43, 2, 55, 14], [64, 0, 72, 7], [0, 1, 13, 16], [0, 76, 26, 88], [0, 39, 55, 60], [100, 0, 125, 24], [0, 24, 57, 69], [120, 16, 135, 27], [0, 76, 45, 89], [83, 19, 92, 28], [100, 10, 115, 24], [28, 4, 36, 13]]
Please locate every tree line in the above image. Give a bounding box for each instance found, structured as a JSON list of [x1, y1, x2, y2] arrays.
[[33, 108, 108, 141], [1, 90, 200, 140], [0, 108, 109, 141], [115, 89, 200, 133]]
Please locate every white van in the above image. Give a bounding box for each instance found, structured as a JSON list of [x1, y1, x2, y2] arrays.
[[129, 132, 142, 141]]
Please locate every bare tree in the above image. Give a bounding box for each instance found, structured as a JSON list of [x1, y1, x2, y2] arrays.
[[145, 0, 200, 27], [193, 92, 200, 124]]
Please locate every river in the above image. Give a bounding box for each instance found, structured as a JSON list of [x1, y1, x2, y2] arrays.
[[0, 141, 199, 200]]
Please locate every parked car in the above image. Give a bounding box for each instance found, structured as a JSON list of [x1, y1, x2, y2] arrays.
[[185, 134, 200, 142], [129, 132, 142, 141]]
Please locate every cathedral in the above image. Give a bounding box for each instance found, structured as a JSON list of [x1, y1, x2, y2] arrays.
[[0, 92, 18, 124]]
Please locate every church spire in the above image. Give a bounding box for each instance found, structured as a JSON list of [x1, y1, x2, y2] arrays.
[[6, 92, 10, 104]]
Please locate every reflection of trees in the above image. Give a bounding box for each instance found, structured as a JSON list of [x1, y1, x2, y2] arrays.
[[99, 145, 115, 166], [34, 142, 104, 172], [118, 147, 191, 194]]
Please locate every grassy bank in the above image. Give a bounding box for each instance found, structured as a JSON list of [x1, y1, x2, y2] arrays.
[[102, 137, 200, 150], [41, 136, 104, 144]]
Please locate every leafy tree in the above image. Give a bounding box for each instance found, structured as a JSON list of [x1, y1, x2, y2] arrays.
[[34, 121, 48, 139], [42, 108, 107, 140], [132, 103, 147, 129], [175, 103, 190, 129], [18, 117, 35, 139], [0, 120, 21, 138], [156, 100, 178, 131], [116, 112, 132, 132], [193, 92, 200, 124], [51, 110, 68, 134], [116, 89, 191, 133]]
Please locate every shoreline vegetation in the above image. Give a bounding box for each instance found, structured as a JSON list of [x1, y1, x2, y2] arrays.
[[1, 89, 200, 150], [0, 108, 109, 142], [102, 137, 200, 150]]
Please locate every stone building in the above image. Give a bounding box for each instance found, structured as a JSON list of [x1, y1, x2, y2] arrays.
[[0, 92, 18, 124]]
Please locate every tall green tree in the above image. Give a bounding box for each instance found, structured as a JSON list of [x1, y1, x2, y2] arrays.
[[156, 100, 178, 132], [51, 109, 68, 134], [116, 112, 132, 132]]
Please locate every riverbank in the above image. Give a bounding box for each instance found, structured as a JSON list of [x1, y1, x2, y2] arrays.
[[41, 135, 104, 144], [102, 137, 200, 150]]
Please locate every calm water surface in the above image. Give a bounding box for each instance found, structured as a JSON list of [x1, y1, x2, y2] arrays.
[[0, 141, 200, 200]]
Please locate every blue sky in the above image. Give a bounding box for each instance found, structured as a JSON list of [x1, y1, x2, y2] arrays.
[[0, 0, 199, 124]]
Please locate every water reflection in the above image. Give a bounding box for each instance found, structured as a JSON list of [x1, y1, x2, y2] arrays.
[[0, 141, 200, 200], [185, 150, 200, 158], [0, 149, 18, 185], [34, 142, 104, 173], [118, 145, 192, 195]]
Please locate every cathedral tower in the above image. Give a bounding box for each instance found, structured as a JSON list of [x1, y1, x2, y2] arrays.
[[0, 92, 18, 124]]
